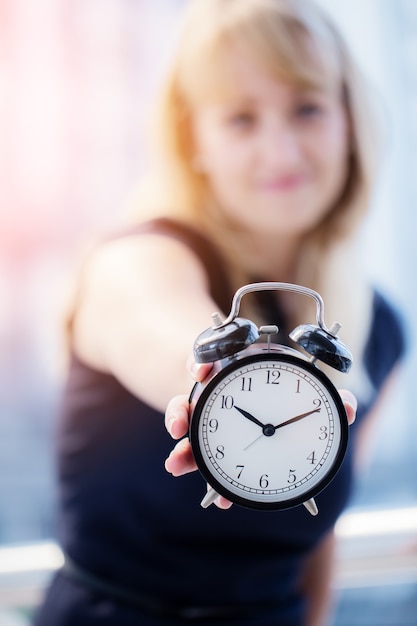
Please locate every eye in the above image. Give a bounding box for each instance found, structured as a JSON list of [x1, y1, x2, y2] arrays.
[[226, 110, 257, 130], [295, 101, 324, 119]]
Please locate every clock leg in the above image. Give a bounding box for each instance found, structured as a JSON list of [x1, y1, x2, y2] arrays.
[[200, 486, 220, 508], [303, 498, 319, 516]]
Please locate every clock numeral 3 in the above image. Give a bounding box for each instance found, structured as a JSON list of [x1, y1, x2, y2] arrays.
[[319, 425, 328, 440]]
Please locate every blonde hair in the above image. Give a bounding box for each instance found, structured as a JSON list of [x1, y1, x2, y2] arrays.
[[136, 0, 381, 396]]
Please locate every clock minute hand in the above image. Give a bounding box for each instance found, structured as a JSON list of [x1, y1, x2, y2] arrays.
[[274, 407, 321, 431], [234, 406, 266, 429]]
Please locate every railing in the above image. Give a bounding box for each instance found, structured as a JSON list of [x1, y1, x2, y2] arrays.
[[1, 506, 416, 616]]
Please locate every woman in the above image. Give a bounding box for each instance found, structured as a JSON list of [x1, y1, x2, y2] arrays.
[[34, 0, 404, 625]]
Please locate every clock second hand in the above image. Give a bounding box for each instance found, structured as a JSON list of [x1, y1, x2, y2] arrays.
[[243, 407, 321, 451]]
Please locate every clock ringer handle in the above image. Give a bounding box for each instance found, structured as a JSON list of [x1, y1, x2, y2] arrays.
[[217, 282, 330, 333]]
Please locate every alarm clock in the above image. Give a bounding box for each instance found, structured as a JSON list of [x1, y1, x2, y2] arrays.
[[189, 282, 352, 516]]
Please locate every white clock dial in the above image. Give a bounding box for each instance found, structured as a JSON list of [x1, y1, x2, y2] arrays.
[[190, 352, 348, 510]]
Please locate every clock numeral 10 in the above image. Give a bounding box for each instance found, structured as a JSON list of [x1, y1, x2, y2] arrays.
[[220, 395, 234, 409]]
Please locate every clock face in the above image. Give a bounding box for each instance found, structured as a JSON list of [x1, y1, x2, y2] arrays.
[[190, 351, 348, 510]]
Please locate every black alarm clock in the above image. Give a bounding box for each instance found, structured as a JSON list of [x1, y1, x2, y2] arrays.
[[189, 282, 352, 516]]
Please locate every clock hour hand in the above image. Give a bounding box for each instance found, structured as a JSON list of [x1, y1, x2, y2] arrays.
[[234, 406, 266, 429], [274, 407, 321, 431]]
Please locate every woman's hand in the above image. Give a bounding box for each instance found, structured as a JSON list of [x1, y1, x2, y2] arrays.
[[164, 360, 357, 509], [164, 361, 212, 474]]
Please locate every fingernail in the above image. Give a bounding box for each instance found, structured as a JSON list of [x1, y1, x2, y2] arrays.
[[190, 361, 200, 378], [164, 455, 173, 474], [169, 417, 183, 439], [343, 390, 357, 411]]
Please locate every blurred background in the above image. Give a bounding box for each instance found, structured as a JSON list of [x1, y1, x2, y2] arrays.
[[0, 0, 416, 624]]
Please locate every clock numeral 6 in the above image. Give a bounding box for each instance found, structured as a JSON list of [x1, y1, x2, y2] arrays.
[[259, 474, 269, 488]]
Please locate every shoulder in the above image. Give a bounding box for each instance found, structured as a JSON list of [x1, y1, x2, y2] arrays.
[[82, 225, 210, 299], [363, 288, 406, 391]]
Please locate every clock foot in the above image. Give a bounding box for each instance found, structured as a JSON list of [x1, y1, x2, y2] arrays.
[[200, 487, 220, 508], [303, 498, 318, 516]]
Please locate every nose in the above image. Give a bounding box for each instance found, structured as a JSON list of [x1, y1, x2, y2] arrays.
[[259, 119, 302, 170]]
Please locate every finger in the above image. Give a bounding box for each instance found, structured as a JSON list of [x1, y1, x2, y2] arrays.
[[203, 484, 233, 510], [186, 355, 213, 382], [338, 389, 357, 426], [214, 495, 233, 510], [165, 395, 190, 440], [165, 438, 197, 476]]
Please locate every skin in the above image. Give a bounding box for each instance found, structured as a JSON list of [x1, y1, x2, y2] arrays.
[[191, 52, 350, 278], [164, 361, 357, 509], [72, 52, 357, 626]]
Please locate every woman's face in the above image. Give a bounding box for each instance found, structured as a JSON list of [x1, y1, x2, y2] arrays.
[[191, 52, 350, 239]]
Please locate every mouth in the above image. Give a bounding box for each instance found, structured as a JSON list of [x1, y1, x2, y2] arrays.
[[258, 174, 307, 192]]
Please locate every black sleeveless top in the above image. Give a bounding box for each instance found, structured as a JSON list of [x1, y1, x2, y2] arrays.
[[51, 219, 404, 624]]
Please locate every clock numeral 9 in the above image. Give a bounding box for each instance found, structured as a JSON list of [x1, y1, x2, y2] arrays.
[[208, 418, 218, 433]]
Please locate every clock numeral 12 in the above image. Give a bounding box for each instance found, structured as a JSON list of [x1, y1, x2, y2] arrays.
[[266, 370, 280, 385]]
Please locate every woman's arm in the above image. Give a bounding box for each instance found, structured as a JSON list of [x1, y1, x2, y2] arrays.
[[297, 530, 337, 626], [71, 233, 223, 412]]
